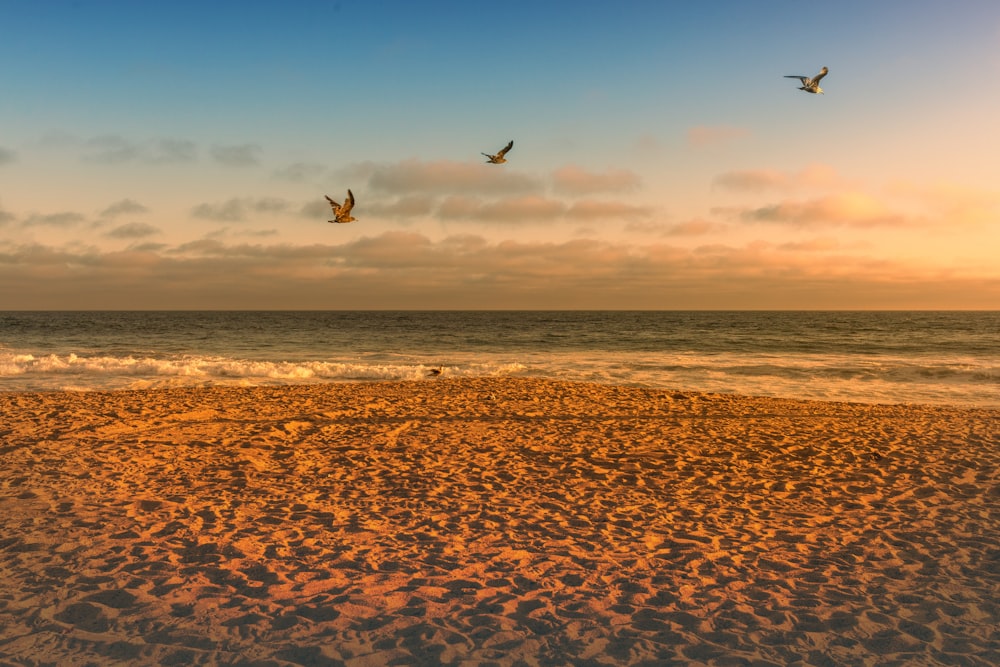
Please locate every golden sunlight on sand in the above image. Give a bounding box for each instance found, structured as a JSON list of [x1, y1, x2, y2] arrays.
[[1, 379, 997, 665]]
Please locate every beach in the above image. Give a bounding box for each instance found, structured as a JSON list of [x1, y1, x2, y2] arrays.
[[1, 378, 997, 665]]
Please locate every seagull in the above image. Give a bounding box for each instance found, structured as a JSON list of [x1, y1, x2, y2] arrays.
[[325, 190, 356, 223], [428, 366, 443, 377], [785, 66, 828, 94], [482, 140, 513, 164]]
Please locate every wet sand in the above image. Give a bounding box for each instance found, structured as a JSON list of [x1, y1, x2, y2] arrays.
[[1, 378, 998, 665]]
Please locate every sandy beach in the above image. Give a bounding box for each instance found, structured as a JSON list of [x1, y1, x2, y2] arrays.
[[1, 377, 997, 666]]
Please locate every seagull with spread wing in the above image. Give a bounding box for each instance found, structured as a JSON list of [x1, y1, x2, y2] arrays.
[[785, 66, 828, 94], [482, 140, 513, 164], [325, 190, 356, 223]]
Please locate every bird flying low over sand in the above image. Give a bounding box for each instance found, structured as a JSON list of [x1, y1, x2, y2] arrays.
[[785, 66, 828, 94], [482, 140, 513, 164], [325, 190, 356, 223]]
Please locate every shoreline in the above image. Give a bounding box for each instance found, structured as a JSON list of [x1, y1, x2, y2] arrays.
[[3, 374, 998, 412], [2, 378, 998, 665]]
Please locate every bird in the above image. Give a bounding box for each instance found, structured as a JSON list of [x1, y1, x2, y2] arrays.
[[325, 190, 356, 223], [785, 66, 828, 94], [482, 140, 513, 164], [427, 366, 443, 377]]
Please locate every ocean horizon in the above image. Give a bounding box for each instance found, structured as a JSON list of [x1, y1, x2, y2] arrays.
[[2, 310, 997, 407]]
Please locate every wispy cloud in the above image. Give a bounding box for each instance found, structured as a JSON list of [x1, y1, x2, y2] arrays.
[[567, 200, 651, 220], [105, 222, 160, 239], [686, 125, 750, 148], [83, 136, 197, 164], [343, 159, 543, 196], [274, 162, 327, 182], [632, 133, 662, 157], [551, 166, 641, 195], [731, 193, 908, 228], [23, 212, 87, 227], [191, 197, 292, 222], [99, 199, 149, 219], [714, 164, 844, 191], [886, 181, 1000, 226], [438, 195, 565, 223], [365, 196, 436, 218], [210, 143, 262, 167], [777, 237, 847, 252], [0, 199, 15, 226], [626, 218, 727, 236]]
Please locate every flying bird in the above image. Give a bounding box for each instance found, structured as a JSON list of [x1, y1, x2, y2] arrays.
[[785, 66, 828, 94], [482, 140, 513, 164], [325, 190, 356, 223]]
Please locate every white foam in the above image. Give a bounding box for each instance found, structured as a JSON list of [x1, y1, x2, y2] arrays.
[[1, 346, 996, 406], [0, 349, 527, 392]]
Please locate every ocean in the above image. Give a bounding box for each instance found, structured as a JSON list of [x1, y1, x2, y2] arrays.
[[0, 311, 997, 407]]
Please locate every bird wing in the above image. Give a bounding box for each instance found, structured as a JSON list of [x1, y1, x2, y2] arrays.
[[344, 189, 355, 212], [497, 140, 513, 157], [325, 195, 340, 211], [784, 75, 808, 83], [811, 67, 829, 84]]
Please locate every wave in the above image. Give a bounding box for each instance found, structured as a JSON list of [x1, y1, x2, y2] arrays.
[[0, 351, 526, 391], [1, 348, 996, 407]]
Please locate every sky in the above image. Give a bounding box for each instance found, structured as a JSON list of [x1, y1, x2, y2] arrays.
[[2, 0, 999, 310]]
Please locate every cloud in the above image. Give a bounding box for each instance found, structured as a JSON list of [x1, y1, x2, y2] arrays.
[[106, 222, 160, 239], [83, 136, 197, 164], [735, 193, 908, 227], [83, 135, 139, 163], [300, 199, 331, 219], [2, 235, 999, 309], [0, 200, 14, 226], [551, 166, 641, 195], [211, 143, 262, 167], [438, 195, 565, 223], [365, 196, 435, 218], [626, 218, 727, 236], [152, 139, 197, 163], [274, 162, 327, 182], [714, 164, 844, 191], [714, 169, 786, 191], [23, 212, 87, 227], [191, 197, 292, 222], [777, 237, 845, 252], [344, 159, 542, 196], [632, 133, 662, 157], [566, 199, 651, 220], [886, 181, 1000, 226], [100, 199, 149, 219], [686, 125, 750, 148], [0, 147, 16, 165], [435, 195, 649, 224]]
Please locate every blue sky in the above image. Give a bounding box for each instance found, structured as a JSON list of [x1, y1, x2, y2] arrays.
[[2, 0, 999, 308]]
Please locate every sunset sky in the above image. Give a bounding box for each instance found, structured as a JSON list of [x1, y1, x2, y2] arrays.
[[2, 0, 999, 309]]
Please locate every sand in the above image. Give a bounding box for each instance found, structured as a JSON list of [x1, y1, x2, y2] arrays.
[[0, 378, 997, 666]]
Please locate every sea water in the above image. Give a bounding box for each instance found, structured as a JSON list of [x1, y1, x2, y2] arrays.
[[0, 311, 997, 407]]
